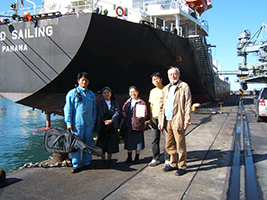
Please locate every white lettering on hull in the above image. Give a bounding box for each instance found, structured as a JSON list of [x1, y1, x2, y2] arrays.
[[0, 32, 6, 41], [2, 44, 28, 52], [10, 26, 53, 40], [0, 25, 53, 53]]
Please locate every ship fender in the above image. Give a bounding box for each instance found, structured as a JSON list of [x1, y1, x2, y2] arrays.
[[23, 13, 32, 22], [116, 6, 124, 17]]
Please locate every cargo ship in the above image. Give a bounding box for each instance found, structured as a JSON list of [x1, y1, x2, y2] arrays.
[[0, 0, 230, 117]]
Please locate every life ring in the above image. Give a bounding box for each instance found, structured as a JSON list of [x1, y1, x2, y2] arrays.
[[116, 6, 124, 17], [189, 3, 195, 9], [176, 56, 182, 62], [23, 13, 32, 22]]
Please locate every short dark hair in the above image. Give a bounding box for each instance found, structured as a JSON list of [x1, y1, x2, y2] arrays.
[[150, 72, 162, 79], [129, 86, 139, 92], [77, 72, 89, 80]]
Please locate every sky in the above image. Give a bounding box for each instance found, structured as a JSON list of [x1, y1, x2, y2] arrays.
[[1, 0, 267, 91], [203, 0, 267, 91]]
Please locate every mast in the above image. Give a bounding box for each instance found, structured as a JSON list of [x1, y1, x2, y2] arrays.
[[10, 0, 19, 15]]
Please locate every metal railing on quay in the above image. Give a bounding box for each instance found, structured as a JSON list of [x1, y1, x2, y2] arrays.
[[228, 100, 259, 200]]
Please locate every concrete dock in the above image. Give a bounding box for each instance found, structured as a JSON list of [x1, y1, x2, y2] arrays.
[[0, 95, 266, 200]]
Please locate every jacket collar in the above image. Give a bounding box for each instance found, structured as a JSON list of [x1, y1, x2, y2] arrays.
[[167, 79, 182, 89], [126, 97, 142, 103], [77, 85, 87, 92]]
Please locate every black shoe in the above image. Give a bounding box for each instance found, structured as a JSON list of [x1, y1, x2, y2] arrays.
[[133, 157, 139, 164], [101, 160, 107, 167], [162, 164, 178, 172], [107, 160, 113, 167], [71, 167, 81, 173], [124, 157, 132, 164], [175, 169, 187, 176], [83, 164, 93, 170]]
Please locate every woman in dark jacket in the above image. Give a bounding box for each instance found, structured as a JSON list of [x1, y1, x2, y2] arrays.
[[122, 86, 147, 164], [96, 86, 119, 167]]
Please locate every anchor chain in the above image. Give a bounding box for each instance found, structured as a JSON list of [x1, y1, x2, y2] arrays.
[[19, 156, 72, 170]]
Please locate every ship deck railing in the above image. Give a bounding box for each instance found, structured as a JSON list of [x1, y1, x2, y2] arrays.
[[136, 0, 208, 37], [0, 5, 43, 17], [134, 0, 199, 17], [0, 0, 207, 38]]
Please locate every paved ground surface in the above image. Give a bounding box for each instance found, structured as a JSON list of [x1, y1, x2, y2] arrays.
[[0, 94, 266, 200]]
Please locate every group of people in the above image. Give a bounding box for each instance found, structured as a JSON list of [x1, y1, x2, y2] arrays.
[[63, 67, 192, 177]]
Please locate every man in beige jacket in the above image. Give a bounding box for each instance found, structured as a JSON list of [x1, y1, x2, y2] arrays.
[[158, 67, 192, 176]]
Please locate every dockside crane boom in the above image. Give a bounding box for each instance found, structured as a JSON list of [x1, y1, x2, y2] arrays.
[[236, 23, 267, 89]]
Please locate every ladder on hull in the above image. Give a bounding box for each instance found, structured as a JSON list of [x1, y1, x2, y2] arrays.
[[190, 36, 215, 100]]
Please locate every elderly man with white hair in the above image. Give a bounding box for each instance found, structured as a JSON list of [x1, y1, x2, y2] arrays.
[[158, 66, 192, 176]]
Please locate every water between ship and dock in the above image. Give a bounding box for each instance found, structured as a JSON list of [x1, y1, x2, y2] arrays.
[[0, 97, 66, 174]]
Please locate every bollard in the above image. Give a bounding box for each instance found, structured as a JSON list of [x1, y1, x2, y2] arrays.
[[219, 102, 223, 113], [192, 103, 201, 111], [239, 89, 243, 100], [0, 169, 6, 183], [93, 137, 98, 146], [52, 153, 68, 163]]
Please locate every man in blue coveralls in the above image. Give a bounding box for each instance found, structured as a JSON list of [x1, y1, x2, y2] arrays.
[[64, 72, 97, 173]]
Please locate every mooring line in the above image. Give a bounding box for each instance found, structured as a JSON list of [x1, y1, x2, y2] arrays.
[[3, 35, 51, 82], [0, 36, 48, 84]]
